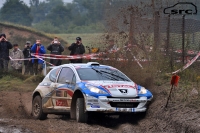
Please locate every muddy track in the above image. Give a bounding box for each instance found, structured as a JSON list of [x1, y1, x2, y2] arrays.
[[0, 88, 199, 133]]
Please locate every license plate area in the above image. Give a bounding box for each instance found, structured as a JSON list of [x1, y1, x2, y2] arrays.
[[110, 102, 139, 108]]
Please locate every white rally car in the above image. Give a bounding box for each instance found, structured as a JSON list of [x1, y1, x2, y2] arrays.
[[32, 62, 153, 123]]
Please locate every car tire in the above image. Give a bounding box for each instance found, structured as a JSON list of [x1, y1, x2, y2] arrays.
[[32, 95, 47, 120], [76, 98, 88, 123]]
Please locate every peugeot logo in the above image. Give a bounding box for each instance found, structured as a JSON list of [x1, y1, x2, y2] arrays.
[[119, 89, 128, 94]]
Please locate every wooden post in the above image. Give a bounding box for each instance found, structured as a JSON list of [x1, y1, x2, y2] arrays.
[[182, 15, 185, 64], [129, 10, 134, 44], [154, 11, 160, 51], [166, 15, 170, 55]]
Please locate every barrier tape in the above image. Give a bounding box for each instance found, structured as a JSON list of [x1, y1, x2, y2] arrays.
[[9, 56, 37, 61], [172, 51, 200, 74], [31, 48, 120, 59], [9, 56, 54, 66]]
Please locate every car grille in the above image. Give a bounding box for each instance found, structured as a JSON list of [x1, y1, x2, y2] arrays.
[[110, 102, 139, 108]]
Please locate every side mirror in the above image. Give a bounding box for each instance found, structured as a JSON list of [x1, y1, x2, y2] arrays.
[[65, 80, 71, 84]]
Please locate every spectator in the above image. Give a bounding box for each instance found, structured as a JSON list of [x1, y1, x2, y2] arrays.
[[23, 41, 33, 75], [10, 44, 23, 73], [68, 37, 85, 63], [31, 40, 46, 75], [107, 39, 118, 52], [47, 37, 64, 66], [0, 33, 12, 71]]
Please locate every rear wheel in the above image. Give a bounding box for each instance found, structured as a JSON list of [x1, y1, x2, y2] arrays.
[[76, 98, 88, 123], [32, 95, 47, 120]]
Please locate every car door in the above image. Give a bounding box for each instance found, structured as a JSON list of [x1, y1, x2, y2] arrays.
[[42, 67, 61, 109], [52, 67, 76, 110]]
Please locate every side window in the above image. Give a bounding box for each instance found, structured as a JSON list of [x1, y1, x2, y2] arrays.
[[49, 68, 61, 82], [57, 67, 76, 84]]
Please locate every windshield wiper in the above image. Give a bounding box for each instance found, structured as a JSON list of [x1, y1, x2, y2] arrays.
[[91, 68, 119, 81], [99, 70, 129, 81]]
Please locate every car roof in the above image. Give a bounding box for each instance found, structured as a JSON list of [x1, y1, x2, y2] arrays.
[[59, 62, 114, 69]]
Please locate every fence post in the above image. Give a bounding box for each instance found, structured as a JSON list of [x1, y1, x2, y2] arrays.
[[154, 11, 160, 51], [129, 11, 134, 45], [166, 15, 173, 71], [182, 15, 185, 64], [166, 15, 170, 55]]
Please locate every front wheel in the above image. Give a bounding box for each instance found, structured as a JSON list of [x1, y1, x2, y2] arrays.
[[32, 95, 47, 120], [76, 98, 88, 123]]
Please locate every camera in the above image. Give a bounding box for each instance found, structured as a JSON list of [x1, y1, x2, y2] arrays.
[[1, 38, 5, 41], [76, 40, 80, 44], [54, 41, 58, 44]]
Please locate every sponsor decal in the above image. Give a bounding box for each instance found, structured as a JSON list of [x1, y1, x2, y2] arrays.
[[56, 100, 68, 106], [57, 88, 74, 97], [112, 99, 137, 102], [116, 108, 132, 112], [56, 91, 62, 97], [87, 99, 98, 102], [91, 105, 100, 108], [103, 85, 135, 89]]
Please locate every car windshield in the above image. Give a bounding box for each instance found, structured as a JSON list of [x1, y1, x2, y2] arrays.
[[77, 67, 131, 81]]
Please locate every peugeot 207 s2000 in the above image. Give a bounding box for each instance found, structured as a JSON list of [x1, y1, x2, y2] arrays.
[[32, 62, 153, 123]]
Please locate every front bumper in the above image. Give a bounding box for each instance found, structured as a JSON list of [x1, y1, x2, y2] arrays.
[[85, 95, 151, 112]]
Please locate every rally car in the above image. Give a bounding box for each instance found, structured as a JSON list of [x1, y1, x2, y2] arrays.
[[32, 62, 153, 123]]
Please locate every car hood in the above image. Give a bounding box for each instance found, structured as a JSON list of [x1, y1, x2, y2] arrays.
[[83, 80, 138, 97]]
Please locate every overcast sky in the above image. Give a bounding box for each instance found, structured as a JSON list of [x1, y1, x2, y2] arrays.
[[0, 0, 73, 8]]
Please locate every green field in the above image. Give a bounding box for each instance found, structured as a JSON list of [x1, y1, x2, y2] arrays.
[[56, 33, 103, 47]]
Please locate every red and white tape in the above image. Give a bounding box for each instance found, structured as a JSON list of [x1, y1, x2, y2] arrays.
[[9, 56, 54, 66], [172, 51, 200, 74]]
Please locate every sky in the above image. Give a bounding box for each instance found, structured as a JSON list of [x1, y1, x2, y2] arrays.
[[0, 0, 73, 8]]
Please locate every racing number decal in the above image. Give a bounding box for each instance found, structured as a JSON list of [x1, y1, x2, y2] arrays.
[[56, 100, 68, 106]]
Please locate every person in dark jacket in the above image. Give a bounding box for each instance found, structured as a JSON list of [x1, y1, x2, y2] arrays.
[[31, 40, 46, 75], [0, 33, 12, 71], [47, 37, 64, 66], [23, 41, 33, 75], [68, 37, 85, 63]]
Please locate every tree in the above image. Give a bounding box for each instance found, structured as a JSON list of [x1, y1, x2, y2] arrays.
[[72, 0, 106, 25], [0, 0, 32, 26], [30, 0, 64, 23], [30, 0, 39, 7], [45, 5, 71, 28]]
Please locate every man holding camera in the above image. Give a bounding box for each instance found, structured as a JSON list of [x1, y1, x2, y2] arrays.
[[0, 33, 13, 71], [23, 41, 33, 75], [47, 37, 64, 66], [31, 40, 46, 75], [68, 37, 85, 63]]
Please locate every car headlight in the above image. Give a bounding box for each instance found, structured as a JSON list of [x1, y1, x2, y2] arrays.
[[139, 87, 147, 94], [86, 85, 108, 94]]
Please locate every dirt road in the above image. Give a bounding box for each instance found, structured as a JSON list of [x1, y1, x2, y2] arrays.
[[0, 88, 200, 133]]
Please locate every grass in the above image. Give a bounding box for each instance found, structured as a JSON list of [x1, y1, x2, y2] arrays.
[[0, 72, 43, 92], [56, 33, 103, 47]]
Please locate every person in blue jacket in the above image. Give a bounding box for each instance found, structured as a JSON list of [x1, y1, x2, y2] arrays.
[[31, 40, 46, 75]]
